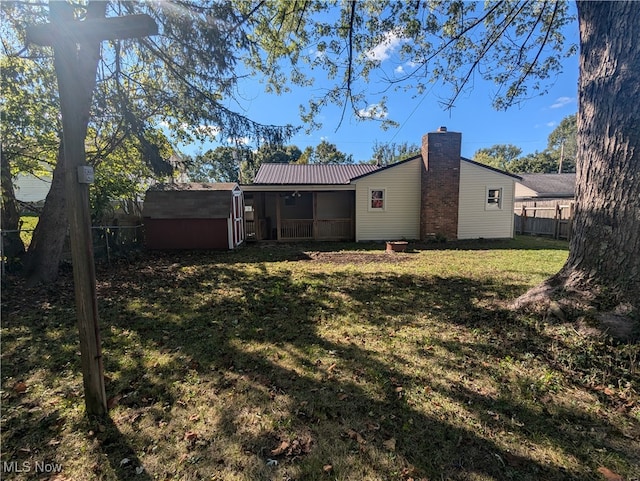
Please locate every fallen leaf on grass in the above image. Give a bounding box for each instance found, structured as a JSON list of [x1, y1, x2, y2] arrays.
[[107, 395, 122, 409], [271, 441, 290, 456], [383, 438, 396, 451], [346, 429, 366, 445], [13, 382, 27, 394], [48, 475, 70, 481], [184, 431, 198, 442], [323, 464, 333, 473], [597, 467, 624, 481]]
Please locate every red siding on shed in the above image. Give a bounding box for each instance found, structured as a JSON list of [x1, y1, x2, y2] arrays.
[[145, 218, 230, 250]]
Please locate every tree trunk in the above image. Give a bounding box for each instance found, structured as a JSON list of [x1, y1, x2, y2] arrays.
[[23, 142, 68, 285], [0, 148, 25, 261], [514, 2, 640, 338]]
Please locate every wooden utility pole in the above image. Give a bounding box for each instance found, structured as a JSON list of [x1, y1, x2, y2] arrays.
[[26, 2, 157, 417]]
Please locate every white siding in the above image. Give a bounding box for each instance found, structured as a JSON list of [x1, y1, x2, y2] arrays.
[[457, 161, 516, 239], [14, 173, 52, 202], [514, 183, 538, 199], [353, 158, 421, 241]]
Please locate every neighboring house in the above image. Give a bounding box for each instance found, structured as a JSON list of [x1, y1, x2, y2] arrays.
[[14, 173, 52, 204], [243, 127, 520, 242], [143, 182, 245, 250], [514, 173, 576, 240], [515, 173, 576, 201]]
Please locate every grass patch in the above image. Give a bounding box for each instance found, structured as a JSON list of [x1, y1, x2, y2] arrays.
[[2, 237, 639, 480], [18, 215, 39, 248]]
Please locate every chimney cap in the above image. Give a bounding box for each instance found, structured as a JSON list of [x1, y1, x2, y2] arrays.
[[437, 126, 447, 132]]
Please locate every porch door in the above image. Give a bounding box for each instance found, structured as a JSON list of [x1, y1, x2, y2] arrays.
[[232, 191, 244, 247]]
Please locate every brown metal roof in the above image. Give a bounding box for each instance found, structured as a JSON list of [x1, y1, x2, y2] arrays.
[[253, 163, 381, 185], [148, 182, 239, 191]]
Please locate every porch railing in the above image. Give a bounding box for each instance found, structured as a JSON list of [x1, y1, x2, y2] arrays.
[[280, 219, 313, 240], [278, 218, 352, 241], [316, 219, 352, 240]]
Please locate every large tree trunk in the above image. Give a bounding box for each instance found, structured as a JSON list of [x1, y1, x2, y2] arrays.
[[23, 143, 68, 285], [514, 2, 640, 339], [0, 148, 25, 261]]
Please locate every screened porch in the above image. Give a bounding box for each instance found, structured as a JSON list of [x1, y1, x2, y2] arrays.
[[244, 190, 354, 241]]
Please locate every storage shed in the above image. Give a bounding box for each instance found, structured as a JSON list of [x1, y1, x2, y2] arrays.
[[143, 183, 245, 250]]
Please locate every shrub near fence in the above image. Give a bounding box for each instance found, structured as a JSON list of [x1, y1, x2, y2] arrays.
[[1, 224, 144, 275], [514, 200, 574, 239]]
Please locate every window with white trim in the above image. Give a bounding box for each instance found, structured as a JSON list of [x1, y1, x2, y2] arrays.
[[486, 187, 503, 210], [369, 188, 386, 211]]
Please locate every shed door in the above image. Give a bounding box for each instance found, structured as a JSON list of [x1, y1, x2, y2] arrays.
[[232, 191, 245, 247]]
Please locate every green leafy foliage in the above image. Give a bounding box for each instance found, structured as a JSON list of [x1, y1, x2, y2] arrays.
[[370, 141, 420, 166], [185, 147, 240, 183], [307, 140, 353, 164], [472, 114, 577, 173], [474, 144, 523, 172]]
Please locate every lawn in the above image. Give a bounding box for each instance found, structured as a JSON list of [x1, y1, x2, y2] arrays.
[[1, 237, 638, 481]]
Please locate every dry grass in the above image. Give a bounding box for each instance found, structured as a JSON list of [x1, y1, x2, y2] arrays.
[[2, 237, 639, 481]]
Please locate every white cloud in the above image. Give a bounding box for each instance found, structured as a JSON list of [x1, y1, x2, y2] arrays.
[[226, 136, 250, 146], [358, 103, 388, 120], [394, 65, 405, 74], [550, 96, 574, 109], [366, 30, 406, 62], [195, 125, 221, 136], [308, 47, 326, 59], [546, 121, 557, 128]]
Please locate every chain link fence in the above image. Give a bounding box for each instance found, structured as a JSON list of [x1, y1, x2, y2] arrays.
[[1, 224, 145, 277]]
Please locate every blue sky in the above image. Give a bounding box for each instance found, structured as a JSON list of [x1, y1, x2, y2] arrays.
[[184, 12, 580, 163]]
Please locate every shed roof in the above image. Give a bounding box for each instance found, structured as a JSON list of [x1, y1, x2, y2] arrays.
[[143, 183, 240, 219], [517, 173, 575, 197], [253, 163, 380, 185]]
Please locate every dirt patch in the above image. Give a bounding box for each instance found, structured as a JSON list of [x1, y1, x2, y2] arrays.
[[305, 251, 413, 265]]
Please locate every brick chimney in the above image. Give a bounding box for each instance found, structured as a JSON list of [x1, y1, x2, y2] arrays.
[[420, 127, 462, 240]]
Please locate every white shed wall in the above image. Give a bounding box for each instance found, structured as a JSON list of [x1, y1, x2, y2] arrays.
[[353, 158, 421, 241], [457, 161, 516, 239]]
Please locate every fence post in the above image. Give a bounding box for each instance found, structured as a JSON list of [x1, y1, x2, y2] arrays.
[[520, 205, 527, 234], [568, 202, 575, 240], [554, 203, 560, 239], [104, 227, 111, 264]]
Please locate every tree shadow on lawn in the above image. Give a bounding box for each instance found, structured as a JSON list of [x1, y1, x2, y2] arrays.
[[1, 250, 636, 480], [1, 277, 166, 481], [103, 257, 636, 479]]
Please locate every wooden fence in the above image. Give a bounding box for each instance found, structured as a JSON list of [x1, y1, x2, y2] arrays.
[[514, 200, 574, 239]]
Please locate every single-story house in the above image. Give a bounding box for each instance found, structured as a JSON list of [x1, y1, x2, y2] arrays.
[[515, 173, 576, 201], [514, 173, 576, 239], [242, 127, 521, 242], [143, 182, 245, 249]]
